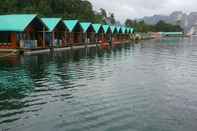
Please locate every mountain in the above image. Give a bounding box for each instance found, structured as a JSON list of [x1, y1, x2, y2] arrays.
[[140, 11, 197, 32]]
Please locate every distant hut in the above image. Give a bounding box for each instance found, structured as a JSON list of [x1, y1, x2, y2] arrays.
[[41, 18, 67, 48], [128, 28, 134, 40], [0, 14, 48, 50], [125, 27, 130, 40], [63, 20, 83, 46], [92, 24, 104, 43], [110, 26, 118, 43], [121, 27, 127, 41], [102, 24, 112, 43], [80, 22, 95, 44], [116, 26, 122, 41], [130, 28, 134, 34], [127, 28, 131, 34]]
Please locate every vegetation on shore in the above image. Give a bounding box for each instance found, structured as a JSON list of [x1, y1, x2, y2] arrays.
[[125, 19, 183, 33]]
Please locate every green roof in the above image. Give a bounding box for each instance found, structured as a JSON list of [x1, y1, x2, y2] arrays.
[[116, 26, 121, 33], [102, 25, 110, 33], [92, 24, 102, 33], [130, 28, 134, 33], [63, 20, 78, 32], [126, 28, 130, 33], [110, 26, 116, 33], [80, 22, 91, 33], [42, 18, 62, 32], [121, 27, 126, 34], [0, 14, 43, 32]]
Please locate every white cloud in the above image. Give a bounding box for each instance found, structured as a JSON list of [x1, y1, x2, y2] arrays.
[[88, 0, 197, 22]]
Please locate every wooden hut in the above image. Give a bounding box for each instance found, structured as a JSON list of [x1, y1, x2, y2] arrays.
[[102, 24, 112, 43], [41, 18, 67, 48], [80, 22, 95, 44], [127, 28, 131, 34], [125, 27, 130, 40], [98, 24, 112, 48], [0, 14, 48, 50], [130, 28, 134, 34], [121, 27, 127, 41], [92, 24, 104, 43], [116, 26, 122, 42], [63, 20, 83, 46], [110, 26, 119, 44]]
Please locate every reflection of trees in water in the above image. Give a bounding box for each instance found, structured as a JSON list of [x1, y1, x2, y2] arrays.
[[0, 69, 34, 111]]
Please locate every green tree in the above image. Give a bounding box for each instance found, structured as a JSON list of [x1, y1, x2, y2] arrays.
[[0, 0, 106, 23]]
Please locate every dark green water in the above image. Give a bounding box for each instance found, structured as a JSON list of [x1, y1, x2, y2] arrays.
[[1, 37, 197, 131]]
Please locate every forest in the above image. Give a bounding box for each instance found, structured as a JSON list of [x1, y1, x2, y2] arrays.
[[0, 0, 108, 23], [125, 19, 183, 32]]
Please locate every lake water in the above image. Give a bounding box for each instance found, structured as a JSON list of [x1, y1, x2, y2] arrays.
[[1, 37, 197, 131]]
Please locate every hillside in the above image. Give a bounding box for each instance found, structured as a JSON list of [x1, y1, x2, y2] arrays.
[[140, 11, 197, 32]]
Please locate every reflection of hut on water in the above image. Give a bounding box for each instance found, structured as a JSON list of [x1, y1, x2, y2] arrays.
[[41, 18, 67, 48], [0, 14, 48, 50]]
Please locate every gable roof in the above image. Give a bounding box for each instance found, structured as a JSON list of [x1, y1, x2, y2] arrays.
[[126, 27, 130, 33], [0, 14, 47, 32], [116, 26, 121, 33], [92, 24, 102, 33], [80, 22, 91, 33], [130, 28, 134, 33], [110, 26, 116, 33], [102, 25, 110, 33], [41, 18, 62, 32], [121, 27, 126, 34], [63, 20, 78, 32]]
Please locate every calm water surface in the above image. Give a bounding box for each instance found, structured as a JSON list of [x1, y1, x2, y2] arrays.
[[1, 37, 197, 131]]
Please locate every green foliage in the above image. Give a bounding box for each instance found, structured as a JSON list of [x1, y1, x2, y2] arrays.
[[155, 20, 183, 32], [0, 0, 104, 23]]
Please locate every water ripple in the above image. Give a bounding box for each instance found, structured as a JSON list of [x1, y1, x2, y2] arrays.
[[1, 38, 197, 131]]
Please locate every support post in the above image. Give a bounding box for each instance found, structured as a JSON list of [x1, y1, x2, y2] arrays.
[[64, 31, 67, 47], [43, 27, 45, 48], [52, 31, 55, 48], [85, 32, 87, 48], [70, 32, 72, 48]]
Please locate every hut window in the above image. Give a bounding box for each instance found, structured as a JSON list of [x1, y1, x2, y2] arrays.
[[0, 32, 11, 45]]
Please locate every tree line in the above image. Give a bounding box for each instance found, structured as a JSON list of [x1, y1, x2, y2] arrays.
[[125, 19, 183, 32], [0, 0, 183, 32], [0, 0, 115, 23]]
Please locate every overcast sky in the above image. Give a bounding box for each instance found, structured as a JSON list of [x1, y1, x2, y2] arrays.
[[88, 0, 197, 22]]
